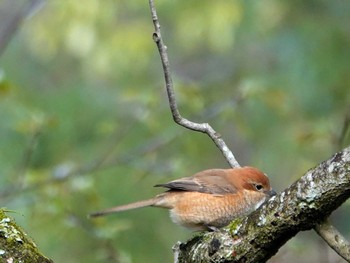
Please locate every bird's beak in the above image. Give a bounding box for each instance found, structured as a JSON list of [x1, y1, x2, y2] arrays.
[[266, 189, 277, 197]]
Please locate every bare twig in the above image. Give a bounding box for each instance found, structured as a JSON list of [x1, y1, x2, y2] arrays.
[[338, 112, 350, 149], [315, 219, 350, 262], [1, 98, 234, 200], [148, 0, 240, 168], [0, 0, 45, 56], [147, 2, 350, 263], [15, 129, 41, 183]]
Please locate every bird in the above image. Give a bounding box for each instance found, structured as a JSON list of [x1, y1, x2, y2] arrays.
[[89, 166, 276, 231]]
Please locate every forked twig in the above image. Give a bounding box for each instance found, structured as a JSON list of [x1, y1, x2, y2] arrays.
[[148, 0, 239, 168], [147, 1, 350, 262]]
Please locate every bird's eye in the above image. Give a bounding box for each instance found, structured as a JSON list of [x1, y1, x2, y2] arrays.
[[254, 184, 263, 191]]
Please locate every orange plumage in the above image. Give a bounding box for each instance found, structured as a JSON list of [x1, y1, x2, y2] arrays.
[[90, 166, 275, 230]]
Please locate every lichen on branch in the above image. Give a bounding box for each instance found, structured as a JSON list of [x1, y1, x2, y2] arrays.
[[175, 147, 350, 262]]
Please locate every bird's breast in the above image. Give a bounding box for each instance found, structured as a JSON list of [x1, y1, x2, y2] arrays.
[[161, 191, 263, 230]]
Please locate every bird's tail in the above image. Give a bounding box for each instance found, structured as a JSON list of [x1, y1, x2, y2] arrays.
[[89, 198, 157, 218]]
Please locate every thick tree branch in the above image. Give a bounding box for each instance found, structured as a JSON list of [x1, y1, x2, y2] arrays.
[[0, 210, 53, 262], [175, 147, 350, 262], [148, 0, 240, 168]]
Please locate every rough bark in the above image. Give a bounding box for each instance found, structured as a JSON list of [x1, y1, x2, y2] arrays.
[[175, 146, 350, 263], [0, 210, 53, 263]]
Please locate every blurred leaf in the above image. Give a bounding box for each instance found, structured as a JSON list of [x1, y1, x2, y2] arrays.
[[0, 0, 349, 262]]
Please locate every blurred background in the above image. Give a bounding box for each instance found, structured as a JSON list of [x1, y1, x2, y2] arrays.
[[0, 0, 349, 262]]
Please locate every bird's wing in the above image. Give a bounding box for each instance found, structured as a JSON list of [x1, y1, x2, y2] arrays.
[[154, 169, 237, 195]]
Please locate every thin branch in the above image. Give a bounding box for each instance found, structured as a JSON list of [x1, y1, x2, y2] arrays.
[[148, 0, 240, 168], [1, 99, 235, 200], [315, 219, 350, 262], [15, 129, 41, 186], [312, 111, 350, 262], [0, 0, 45, 56], [149, 2, 350, 262], [338, 112, 350, 149]]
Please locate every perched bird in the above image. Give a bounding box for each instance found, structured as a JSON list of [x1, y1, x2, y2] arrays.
[[89, 166, 276, 231]]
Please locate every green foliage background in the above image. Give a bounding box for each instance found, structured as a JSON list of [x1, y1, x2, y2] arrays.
[[0, 0, 350, 262]]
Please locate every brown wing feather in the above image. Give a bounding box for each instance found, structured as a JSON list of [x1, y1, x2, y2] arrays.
[[155, 177, 203, 192], [155, 169, 238, 194]]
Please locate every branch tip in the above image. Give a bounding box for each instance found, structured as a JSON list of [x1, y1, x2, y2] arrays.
[[147, 0, 240, 168]]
